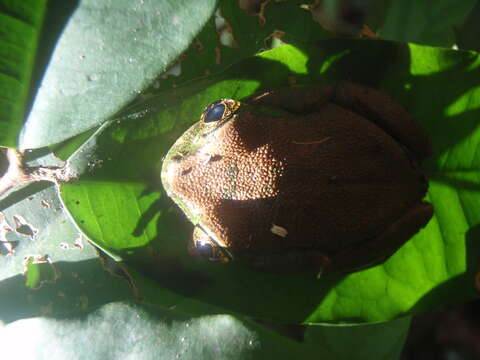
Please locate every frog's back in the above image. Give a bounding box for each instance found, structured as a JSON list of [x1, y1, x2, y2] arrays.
[[252, 102, 429, 254], [219, 102, 430, 259]]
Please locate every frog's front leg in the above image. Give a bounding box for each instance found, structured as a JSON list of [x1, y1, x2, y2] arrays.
[[188, 226, 232, 262], [330, 202, 433, 273], [332, 82, 432, 160]]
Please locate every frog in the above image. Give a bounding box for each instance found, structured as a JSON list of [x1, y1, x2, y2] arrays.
[[161, 82, 433, 274]]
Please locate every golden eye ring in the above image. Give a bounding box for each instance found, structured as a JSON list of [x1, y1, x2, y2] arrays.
[[200, 99, 241, 124]]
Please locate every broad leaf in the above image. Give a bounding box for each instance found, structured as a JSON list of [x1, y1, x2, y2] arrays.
[[0, 301, 410, 360], [19, 0, 218, 149], [376, 0, 476, 46], [0, 179, 132, 323], [60, 40, 480, 323], [0, 0, 47, 147]]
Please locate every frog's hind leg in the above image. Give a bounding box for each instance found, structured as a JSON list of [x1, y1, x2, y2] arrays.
[[333, 82, 432, 160], [331, 202, 433, 273]]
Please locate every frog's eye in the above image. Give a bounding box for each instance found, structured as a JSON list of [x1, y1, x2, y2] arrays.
[[190, 227, 233, 263], [194, 241, 216, 259], [201, 99, 241, 125], [203, 100, 225, 123], [191, 239, 232, 262]]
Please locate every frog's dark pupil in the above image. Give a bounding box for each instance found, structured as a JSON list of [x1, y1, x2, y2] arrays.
[[195, 241, 214, 258], [204, 102, 226, 123]]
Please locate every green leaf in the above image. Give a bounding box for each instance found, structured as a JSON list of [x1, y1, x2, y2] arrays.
[[0, 301, 410, 360], [60, 181, 160, 251], [60, 40, 480, 324], [376, 0, 476, 46], [219, 0, 330, 49], [130, 0, 332, 100], [0, 180, 132, 323], [455, 1, 480, 52], [24, 255, 58, 289], [0, 0, 47, 148], [19, 0, 218, 150]]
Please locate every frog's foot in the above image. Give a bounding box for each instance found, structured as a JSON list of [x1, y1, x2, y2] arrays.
[[331, 202, 433, 273], [332, 82, 432, 160]]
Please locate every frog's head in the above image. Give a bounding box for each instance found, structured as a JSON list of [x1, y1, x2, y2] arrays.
[[161, 98, 241, 197], [161, 97, 295, 264], [160, 99, 243, 260]]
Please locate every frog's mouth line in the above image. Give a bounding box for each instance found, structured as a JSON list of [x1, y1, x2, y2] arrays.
[[200, 112, 239, 138]]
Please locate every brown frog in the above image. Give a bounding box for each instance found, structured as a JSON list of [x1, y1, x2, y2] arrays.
[[161, 82, 433, 274]]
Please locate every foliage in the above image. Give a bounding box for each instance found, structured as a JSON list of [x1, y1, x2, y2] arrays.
[[1, 0, 479, 358]]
